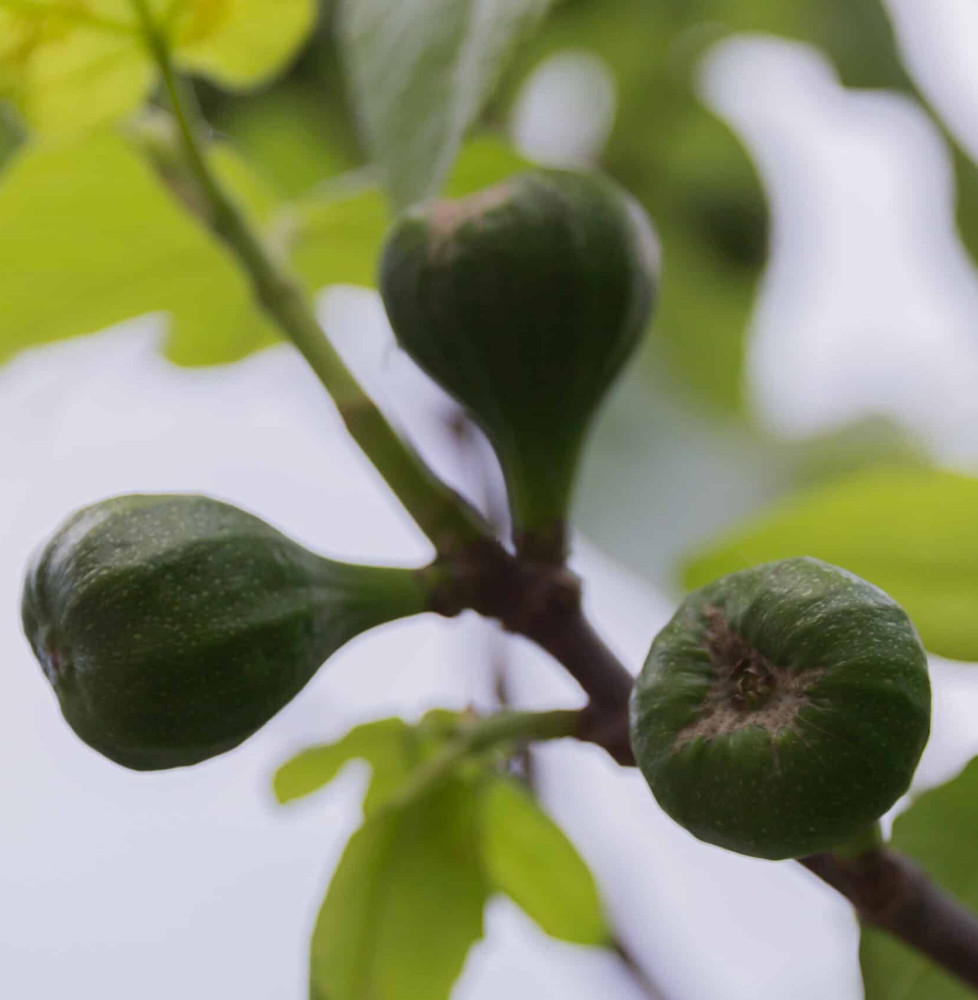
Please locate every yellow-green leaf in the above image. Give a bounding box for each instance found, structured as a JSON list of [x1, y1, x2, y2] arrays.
[[172, 0, 315, 90], [289, 136, 532, 294], [0, 2, 151, 133], [479, 777, 609, 946], [0, 129, 275, 366], [0, 0, 314, 135], [682, 467, 978, 662], [310, 778, 487, 1000], [274, 718, 415, 814]]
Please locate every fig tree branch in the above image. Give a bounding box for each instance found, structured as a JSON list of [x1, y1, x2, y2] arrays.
[[800, 851, 978, 993], [130, 0, 490, 558], [129, 2, 978, 992], [498, 570, 978, 994]]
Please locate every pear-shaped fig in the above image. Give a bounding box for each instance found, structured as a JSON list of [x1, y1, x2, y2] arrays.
[[380, 168, 658, 559], [22, 495, 428, 770], [630, 557, 930, 860]]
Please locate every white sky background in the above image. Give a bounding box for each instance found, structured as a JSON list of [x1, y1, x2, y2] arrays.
[[5, 3, 978, 998]]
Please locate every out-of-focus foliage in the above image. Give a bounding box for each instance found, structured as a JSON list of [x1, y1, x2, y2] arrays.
[[479, 777, 609, 947], [218, 82, 356, 198], [0, 126, 527, 366], [310, 776, 489, 1000], [498, 0, 766, 413], [0, 0, 315, 134], [0, 129, 278, 365], [860, 758, 978, 999], [336, 0, 553, 209], [682, 467, 978, 662], [288, 137, 530, 297], [277, 716, 614, 999], [499, 0, 978, 417], [274, 717, 417, 812]]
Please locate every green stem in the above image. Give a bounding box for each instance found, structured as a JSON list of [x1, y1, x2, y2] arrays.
[[384, 709, 581, 811], [129, 0, 490, 556], [831, 820, 884, 861]]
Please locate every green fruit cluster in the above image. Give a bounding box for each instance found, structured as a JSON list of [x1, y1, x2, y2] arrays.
[[630, 557, 931, 860], [22, 495, 427, 770], [380, 168, 658, 559]]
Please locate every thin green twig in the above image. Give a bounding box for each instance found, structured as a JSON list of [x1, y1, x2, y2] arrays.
[[128, 0, 491, 557], [382, 709, 581, 813]]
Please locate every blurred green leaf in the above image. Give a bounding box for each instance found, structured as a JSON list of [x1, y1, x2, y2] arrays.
[[861, 759, 978, 999], [310, 777, 487, 1000], [289, 135, 531, 293], [500, 0, 765, 413], [0, 0, 314, 134], [209, 141, 282, 224], [479, 777, 609, 946], [337, 0, 552, 209], [217, 82, 358, 198], [0, 129, 277, 366], [650, 112, 765, 412], [442, 134, 531, 196], [682, 467, 978, 662], [0, 1, 154, 134], [289, 181, 388, 292], [502, 0, 978, 416], [274, 718, 415, 812], [173, 0, 316, 90]]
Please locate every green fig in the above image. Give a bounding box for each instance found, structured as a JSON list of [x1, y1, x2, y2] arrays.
[[379, 169, 658, 559], [630, 557, 930, 860], [22, 495, 428, 771]]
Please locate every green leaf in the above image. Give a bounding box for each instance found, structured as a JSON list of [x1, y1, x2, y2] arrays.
[[0, 2, 154, 134], [289, 181, 388, 293], [442, 134, 532, 198], [172, 0, 316, 91], [337, 0, 553, 209], [682, 467, 978, 662], [274, 718, 415, 813], [479, 777, 609, 946], [0, 129, 276, 366], [310, 777, 488, 1000], [289, 135, 532, 294], [0, 0, 314, 135], [861, 759, 978, 999], [217, 82, 358, 199]]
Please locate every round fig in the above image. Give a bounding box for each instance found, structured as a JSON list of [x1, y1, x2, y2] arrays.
[[630, 557, 931, 860], [379, 168, 659, 559], [22, 495, 428, 771]]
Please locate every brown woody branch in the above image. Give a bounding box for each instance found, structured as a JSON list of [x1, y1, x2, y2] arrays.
[[440, 544, 978, 995], [135, 15, 978, 985], [800, 851, 978, 992]]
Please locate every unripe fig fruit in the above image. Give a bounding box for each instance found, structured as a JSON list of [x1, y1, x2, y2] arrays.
[[380, 169, 658, 559], [22, 495, 428, 771], [630, 557, 930, 860]]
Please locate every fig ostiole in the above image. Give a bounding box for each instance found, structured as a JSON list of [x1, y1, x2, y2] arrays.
[[379, 168, 659, 561], [22, 494, 429, 771], [629, 557, 931, 861]]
